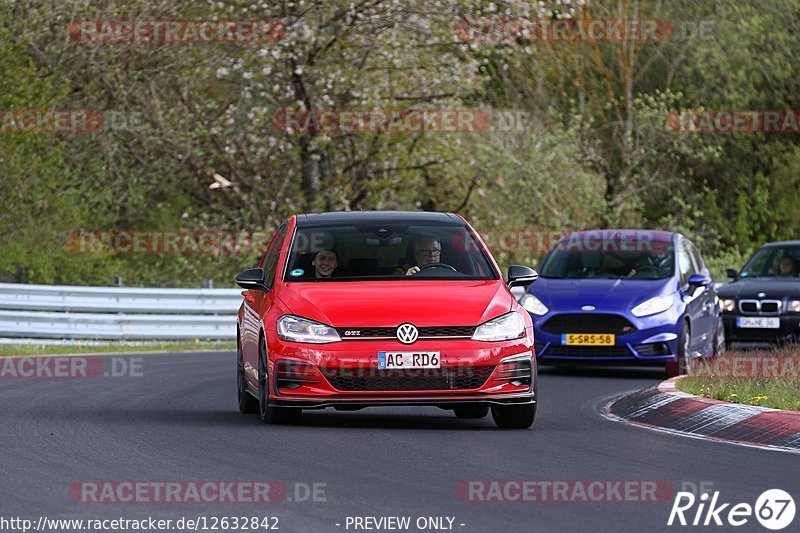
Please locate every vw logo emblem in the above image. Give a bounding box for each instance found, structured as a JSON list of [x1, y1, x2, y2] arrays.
[[396, 323, 419, 344], [581, 305, 596, 311]]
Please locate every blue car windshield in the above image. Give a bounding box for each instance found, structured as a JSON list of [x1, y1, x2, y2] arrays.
[[283, 224, 498, 281], [739, 245, 800, 278], [540, 241, 675, 280]]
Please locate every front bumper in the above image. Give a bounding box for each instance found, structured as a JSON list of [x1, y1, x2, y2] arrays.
[[532, 311, 680, 366], [269, 394, 534, 409], [722, 314, 800, 343], [265, 333, 536, 406]]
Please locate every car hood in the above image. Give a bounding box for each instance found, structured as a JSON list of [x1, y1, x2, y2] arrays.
[[717, 278, 800, 299], [529, 277, 675, 310], [276, 280, 513, 327]]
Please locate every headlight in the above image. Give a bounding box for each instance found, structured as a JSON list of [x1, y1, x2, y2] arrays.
[[789, 300, 800, 313], [520, 294, 549, 316], [720, 299, 736, 312], [631, 295, 673, 317], [277, 315, 341, 343], [472, 312, 526, 342]]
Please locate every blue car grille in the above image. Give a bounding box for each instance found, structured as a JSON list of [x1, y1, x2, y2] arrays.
[[541, 313, 636, 335], [542, 345, 632, 358]]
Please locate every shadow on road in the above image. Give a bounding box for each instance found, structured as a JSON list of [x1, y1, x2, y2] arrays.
[[538, 365, 666, 381], [30, 405, 499, 430]]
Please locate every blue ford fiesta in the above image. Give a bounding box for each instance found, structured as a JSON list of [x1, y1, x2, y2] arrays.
[[521, 230, 725, 376]]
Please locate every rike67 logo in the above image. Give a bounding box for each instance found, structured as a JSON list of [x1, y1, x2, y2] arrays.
[[668, 489, 795, 530]]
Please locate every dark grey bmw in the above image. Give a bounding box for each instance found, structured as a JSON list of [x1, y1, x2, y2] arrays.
[[718, 241, 800, 345]]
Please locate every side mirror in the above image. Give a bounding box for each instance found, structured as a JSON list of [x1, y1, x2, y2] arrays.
[[725, 268, 739, 280], [235, 268, 268, 290], [507, 265, 538, 289], [688, 272, 712, 289], [509, 286, 526, 302]]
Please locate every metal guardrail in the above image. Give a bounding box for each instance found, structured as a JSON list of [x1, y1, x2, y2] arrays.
[[0, 283, 240, 341]]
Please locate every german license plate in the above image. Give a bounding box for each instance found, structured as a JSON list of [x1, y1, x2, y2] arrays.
[[562, 333, 615, 346], [736, 317, 780, 329], [378, 351, 440, 370]]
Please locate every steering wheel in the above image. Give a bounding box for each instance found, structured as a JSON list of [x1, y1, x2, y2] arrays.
[[416, 262, 458, 273], [630, 265, 661, 278]]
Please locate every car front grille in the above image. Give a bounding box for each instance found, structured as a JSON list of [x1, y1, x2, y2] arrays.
[[740, 301, 759, 314], [335, 326, 475, 339], [761, 301, 780, 314], [541, 314, 636, 335], [542, 345, 632, 358], [739, 299, 782, 315], [320, 366, 493, 391]]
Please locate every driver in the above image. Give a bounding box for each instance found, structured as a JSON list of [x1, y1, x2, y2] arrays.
[[628, 247, 672, 278], [401, 236, 442, 276]]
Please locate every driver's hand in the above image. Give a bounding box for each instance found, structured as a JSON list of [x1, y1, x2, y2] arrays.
[[405, 266, 420, 276]]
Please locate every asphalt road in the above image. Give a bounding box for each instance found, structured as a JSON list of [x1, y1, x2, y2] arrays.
[[1, 351, 798, 533]]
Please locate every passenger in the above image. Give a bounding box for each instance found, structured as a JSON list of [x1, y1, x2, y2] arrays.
[[777, 256, 797, 277], [398, 236, 442, 276], [312, 249, 338, 278]]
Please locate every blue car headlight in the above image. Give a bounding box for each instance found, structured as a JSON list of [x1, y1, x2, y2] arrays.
[[472, 312, 526, 342], [631, 295, 673, 317], [520, 294, 549, 316], [277, 315, 341, 343]]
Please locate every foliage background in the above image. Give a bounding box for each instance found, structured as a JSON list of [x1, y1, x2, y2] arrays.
[[1, 0, 798, 286]]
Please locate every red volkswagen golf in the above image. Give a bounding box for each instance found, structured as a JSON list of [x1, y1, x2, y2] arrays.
[[235, 211, 539, 428]]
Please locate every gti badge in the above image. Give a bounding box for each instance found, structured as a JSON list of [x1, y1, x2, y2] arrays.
[[396, 323, 419, 344], [581, 305, 596, 311]]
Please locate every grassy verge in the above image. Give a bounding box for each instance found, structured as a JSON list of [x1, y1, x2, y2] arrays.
[[677, 345, 800, 411], [0, 340, 235, 357]]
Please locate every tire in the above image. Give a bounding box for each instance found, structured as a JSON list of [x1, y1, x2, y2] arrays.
[[491, 403, 536, 429], [713, 316, 726, 357], [257, 336, 301, 424], [237, 337, 259, 414], [665, 321, 691, 378], [453, 405, 489, 419]]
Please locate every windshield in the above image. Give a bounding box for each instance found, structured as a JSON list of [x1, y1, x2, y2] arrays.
[[283, 223, 498, 281], [740, 245, 800, 278], [539, 238, 675, 280]]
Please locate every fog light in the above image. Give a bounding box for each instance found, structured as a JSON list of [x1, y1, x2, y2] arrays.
[[275, 360, 321, 391], [493, 353, 532, 388]]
